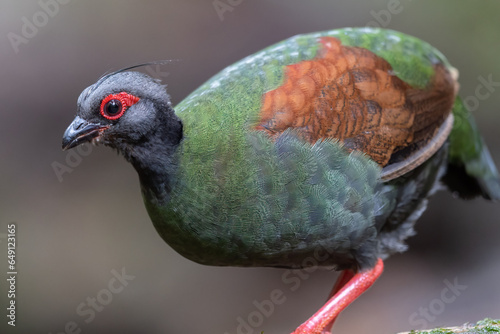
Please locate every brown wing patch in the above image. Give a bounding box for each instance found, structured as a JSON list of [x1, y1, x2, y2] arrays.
[[255, 36, 457, 166]]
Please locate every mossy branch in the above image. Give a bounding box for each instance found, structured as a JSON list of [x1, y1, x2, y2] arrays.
[[398, 318, 500, 334]]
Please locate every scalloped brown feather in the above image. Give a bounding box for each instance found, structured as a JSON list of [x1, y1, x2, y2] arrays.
[[255, 36, 457, 167]]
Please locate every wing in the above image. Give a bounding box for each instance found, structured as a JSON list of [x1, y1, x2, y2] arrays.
[[255, 36, 458, 179]]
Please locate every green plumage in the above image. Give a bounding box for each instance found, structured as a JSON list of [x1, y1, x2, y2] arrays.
[[61, 27, 500, 334], [446, 97, 500, 199], [139, 28, 498, 269], [146, 132, 381, 268]]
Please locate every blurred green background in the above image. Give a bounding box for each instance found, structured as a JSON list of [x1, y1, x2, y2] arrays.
[[1, 1, 499, 333]]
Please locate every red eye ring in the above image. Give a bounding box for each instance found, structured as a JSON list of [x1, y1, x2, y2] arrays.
[[100, 92, 140, 120]]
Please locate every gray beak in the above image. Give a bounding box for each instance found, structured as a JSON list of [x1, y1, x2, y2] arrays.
[[62, 116, 107, 150]]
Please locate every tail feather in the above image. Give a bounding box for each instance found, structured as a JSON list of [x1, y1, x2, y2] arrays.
[[442, 97, 500, 201]]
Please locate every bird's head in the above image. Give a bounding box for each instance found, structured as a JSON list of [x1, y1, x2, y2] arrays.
[[62, 70, 181, 158]]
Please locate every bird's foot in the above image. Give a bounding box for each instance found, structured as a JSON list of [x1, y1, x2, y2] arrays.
[[291, 258, 384, 334]]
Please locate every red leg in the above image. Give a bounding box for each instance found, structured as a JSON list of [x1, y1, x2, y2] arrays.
[[328, 269, 356, 299], [322, 269, 355, 332], [292, 258, 384, 334]]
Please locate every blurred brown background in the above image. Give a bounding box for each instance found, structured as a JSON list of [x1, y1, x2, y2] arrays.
[[1, 1, 499, 333]]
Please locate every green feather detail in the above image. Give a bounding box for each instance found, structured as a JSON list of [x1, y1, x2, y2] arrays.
[[448, 97, 500, 199], [142, 28, 497, 269], [145, 131, 381, 268], [150, 27, 462, 267], [255, 27, 452, 89], [313, 27, 452, 88], [449, 97, 484, 164]]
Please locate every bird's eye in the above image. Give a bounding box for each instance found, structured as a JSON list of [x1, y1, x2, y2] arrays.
[[100, 92, 140, 120], [105, 99, 122, 117]]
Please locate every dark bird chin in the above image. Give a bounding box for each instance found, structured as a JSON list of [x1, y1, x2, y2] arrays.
[[62, 116, 109, 150]]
